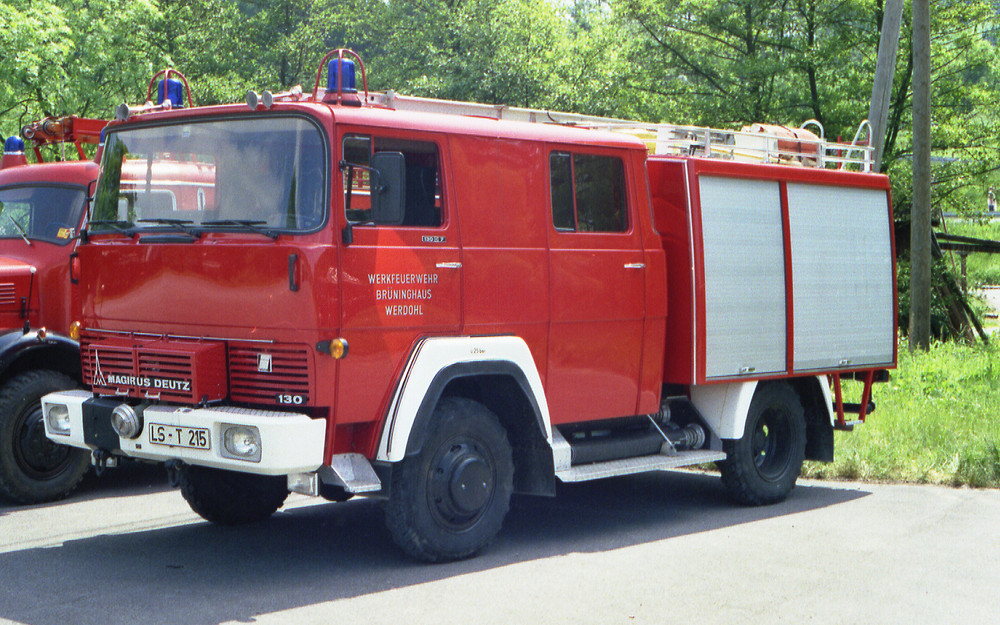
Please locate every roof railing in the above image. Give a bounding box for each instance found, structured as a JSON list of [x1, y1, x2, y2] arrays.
[[366, 90, 874, 172]]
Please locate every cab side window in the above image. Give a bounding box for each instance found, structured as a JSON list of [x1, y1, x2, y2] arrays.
[[343, 134, 443, 227], [550, 152, 628, 233]]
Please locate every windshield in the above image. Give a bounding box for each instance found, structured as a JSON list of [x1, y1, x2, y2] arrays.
[[0, 185, 87, 245], [92, 116, 327, 234]]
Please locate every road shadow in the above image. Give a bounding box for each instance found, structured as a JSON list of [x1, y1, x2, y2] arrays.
[[0, 461, 171, 516], [0, 471, 869, 625]]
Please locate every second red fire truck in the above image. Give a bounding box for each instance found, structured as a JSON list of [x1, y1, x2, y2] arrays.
[[42, 50, 895, 561], [0, 116, 105, 503]]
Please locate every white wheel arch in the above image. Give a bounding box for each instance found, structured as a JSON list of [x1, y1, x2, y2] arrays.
[[689, 375, 835, 440], [376, 336, 552, 463]]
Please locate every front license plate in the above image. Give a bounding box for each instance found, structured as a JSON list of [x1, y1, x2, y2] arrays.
[[148, 423, 211, 450]]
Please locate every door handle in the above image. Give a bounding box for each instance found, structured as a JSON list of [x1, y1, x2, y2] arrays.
[[436, 262, 462, 269], [624, 263, 645, 270]]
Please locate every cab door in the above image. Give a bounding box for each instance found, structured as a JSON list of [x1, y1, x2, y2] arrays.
[[546, 149, 646, 424], [336, 131, 461, 425]]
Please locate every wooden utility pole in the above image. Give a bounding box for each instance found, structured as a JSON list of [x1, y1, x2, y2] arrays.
[[910, 0, 932, 350], [868, 0, 905, 173]]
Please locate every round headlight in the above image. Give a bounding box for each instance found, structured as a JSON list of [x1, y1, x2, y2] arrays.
[[110, 404, 142, 439], [224, 426, 261, 459], [45, 404, 72, 436]]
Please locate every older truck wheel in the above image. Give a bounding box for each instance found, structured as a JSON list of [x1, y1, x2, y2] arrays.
[[385, 397, 514, 562], [177, 465, 289, 525], [0, 370, 90, 504], [720, 382, 806, 506]]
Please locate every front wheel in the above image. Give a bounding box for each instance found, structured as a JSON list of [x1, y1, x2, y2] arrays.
[[0, 370, 90, 504], [385, 397, 514, 562], [720, 382, 806, 506], [177, 465, 288, 525]]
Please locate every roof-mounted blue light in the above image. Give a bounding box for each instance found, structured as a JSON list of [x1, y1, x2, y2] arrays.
[[4, 136, 25, 154], [327, 58, 357, 94], [157, 78, 185, 108]]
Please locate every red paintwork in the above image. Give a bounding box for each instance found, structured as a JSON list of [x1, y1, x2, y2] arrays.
[[77, 98, 896, 463], [0, 159, 96, 335], [780, 182, 795, 374]]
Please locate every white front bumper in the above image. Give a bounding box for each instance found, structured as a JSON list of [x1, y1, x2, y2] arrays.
[[42, 390, 326, 476]]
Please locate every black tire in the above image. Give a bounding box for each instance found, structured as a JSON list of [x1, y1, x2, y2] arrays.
[[177, 464, 288, 525], [0, 370, 90, 504], [720, 382, 806, 506], [385, 397, 514, 562]]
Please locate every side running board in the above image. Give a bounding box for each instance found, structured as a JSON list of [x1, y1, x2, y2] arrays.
[[551, 429, 726, 483]]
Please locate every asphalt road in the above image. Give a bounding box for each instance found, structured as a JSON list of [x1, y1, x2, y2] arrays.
[[1, 466, 998, 625]]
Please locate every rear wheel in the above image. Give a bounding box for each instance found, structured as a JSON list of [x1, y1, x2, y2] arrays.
[[0, 370, 90, 504], [720, 382, 806, 505], [385, 397, 513, 562], [177, 464, 288, 525]]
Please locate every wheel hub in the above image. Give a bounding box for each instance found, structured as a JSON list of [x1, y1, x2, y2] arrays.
[[752, 410, 791, 481], [448, 455, 491, 513], [15, 406, 73, 478], [429, 441, 496, 528]]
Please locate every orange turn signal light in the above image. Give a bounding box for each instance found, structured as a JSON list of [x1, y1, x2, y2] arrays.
[[317, 338, 349, 359]]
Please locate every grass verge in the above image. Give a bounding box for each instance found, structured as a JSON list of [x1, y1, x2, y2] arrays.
[[940, 218, 1000, 286], [802, 338, 1000, 488]]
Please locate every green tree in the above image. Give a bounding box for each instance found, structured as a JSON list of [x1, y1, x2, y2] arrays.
[[613, 0, 880, 135], [0, 0, 72, 131]]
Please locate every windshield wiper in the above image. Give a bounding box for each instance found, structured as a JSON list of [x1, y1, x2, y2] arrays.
[[201, 219, 279, 240], [87, 220, 137, 237], [5, 214, 32, 246], [137, 218, 201, 239]]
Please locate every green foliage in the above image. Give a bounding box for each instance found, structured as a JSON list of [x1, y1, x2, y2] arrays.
[[894, 2, 1000, 216], [612, 0, 879, 134], [0, 0, 72, 123], [804, 338, 1000, 487]]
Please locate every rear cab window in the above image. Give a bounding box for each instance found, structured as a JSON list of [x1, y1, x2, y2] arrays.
[[550, 152, 629, 233]]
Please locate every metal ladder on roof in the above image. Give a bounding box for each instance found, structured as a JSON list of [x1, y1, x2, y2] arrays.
[[365, 90, 875, 172]]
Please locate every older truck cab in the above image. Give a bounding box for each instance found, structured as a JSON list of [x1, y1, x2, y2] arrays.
[[0, 118, 103, 503]]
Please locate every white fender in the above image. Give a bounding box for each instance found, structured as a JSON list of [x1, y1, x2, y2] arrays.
[[816, 374, 836, 426], [690, 375, 835, 440], [376, 336, 551, 463], [689, 381, 758, 440]]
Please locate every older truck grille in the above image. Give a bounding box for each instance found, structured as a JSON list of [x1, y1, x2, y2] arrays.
[[0, 283, 17, 306], [81, 333, 313, 406], [228, 344, 312, 404]]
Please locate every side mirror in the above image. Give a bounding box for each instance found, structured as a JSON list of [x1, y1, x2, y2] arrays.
[[371, 151, 406, 226]]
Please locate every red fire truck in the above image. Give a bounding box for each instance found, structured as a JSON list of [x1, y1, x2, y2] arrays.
[[42, 50, 895, 561], [0, 116, 106, 503]]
